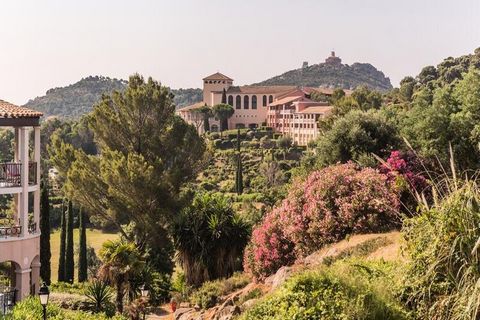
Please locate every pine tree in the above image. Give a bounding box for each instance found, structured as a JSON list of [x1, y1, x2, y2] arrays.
[[58, 200, 66, 282], [65, 200, 75, 283], [235, 129, 243, 195], [40, 179, 51, 285], [78, 208, 88, 282]]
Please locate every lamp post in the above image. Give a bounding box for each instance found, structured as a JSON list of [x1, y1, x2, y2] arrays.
[[140, 284, 149, 320], [38, 283, 49, 320]]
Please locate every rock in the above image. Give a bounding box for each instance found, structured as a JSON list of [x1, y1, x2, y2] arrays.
[[174, 307, 197, 320], [265, 266, 292, 290], [213, 305, 241, 320]]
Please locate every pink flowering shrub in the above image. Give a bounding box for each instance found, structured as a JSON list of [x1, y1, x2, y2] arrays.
[[380, 150, 429, 213], [244, 162, 400, 280]]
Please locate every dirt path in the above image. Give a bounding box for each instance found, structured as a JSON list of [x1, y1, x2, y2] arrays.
[[147, 304, 173, 320]]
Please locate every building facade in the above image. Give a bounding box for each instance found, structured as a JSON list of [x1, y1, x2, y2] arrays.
[[0, 100, 42, 308], [177, 69, 349, 146]]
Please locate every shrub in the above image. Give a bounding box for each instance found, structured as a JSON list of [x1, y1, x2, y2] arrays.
[[84, 280, 113, 313], [402, 180, 480, 320], [244, 162, 400, 280], [190, 273, 250, 309], [240, 260, 409, 320]]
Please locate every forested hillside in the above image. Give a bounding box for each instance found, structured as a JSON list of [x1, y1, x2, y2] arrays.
[[24, 76, 202, 118], [254, 61, 392, 91]]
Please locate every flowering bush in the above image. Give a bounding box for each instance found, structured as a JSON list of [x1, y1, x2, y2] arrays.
[[244, 162, 400, 280], [380, 150, 429, 213]]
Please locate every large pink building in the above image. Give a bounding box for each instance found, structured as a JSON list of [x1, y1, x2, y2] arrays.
[[0, 100, 42, 307], [177, 72, 349, 146]]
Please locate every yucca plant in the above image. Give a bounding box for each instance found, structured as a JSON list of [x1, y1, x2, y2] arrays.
[[85, 280, 113, 313]]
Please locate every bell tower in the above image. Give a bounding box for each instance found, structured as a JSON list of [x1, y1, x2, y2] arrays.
[[202, 72, 233, 106]]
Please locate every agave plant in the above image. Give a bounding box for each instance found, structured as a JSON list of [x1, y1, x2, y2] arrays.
[[85, 279, 113, 313]]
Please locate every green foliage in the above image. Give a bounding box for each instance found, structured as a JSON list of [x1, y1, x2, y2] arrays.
[[85, 280, 113, 313], [253, 61, 392, 91], [312, 109, 400, 168], [78, 208, 88, 282], [241, 260, 409, 320], [212, 103, 235, 131], [58, 201, 67, 282], [65, 200, 75, 283], [190, 272, 250, 309], [402, 180, 480, 320], [9, 296, 126, 320], [172, 192, 250, 286], [40, 179, 51, 285]]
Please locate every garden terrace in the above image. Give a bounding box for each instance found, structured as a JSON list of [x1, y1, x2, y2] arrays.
[[0, 99, 42, 305]]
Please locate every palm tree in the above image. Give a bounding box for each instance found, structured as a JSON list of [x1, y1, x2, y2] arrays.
[[172, 192, 250, 286], [195, 104, 213, 133], [98, 240, 144, 314], [211, 103, 234, 132]]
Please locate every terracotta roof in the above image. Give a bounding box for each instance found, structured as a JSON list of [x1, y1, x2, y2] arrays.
[[0, 100, 43, 118], [203, 72, 233, 81], [177, 101, 206, 111], [226, 85, 296, 95], [298, 106, 334, 114], [268, 96, 304, 107]]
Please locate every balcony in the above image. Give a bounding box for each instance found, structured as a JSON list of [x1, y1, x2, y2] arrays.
[[0, 163, 37, 188]]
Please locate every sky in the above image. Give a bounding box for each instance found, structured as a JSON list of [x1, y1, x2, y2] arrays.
[[0, 0, 479, 105]]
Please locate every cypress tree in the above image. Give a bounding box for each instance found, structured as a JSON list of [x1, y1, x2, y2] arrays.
[[65, 200, 74, 283], [78, 208, 88, 282], [235, 129, 243, 195], [221, 88, 227, 104], [58, 200, 66, 282], [39, 179, 51, 285]]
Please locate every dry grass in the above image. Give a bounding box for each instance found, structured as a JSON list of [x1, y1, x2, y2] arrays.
[[50, 228, 119, 282]]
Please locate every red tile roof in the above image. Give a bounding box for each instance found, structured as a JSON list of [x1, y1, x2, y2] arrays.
[[298, 106, 334, 114], [203, 72, 233, 81], [0, 100, 43, 118], [177, 101, 206, 111], [227, 85, 296, 95]]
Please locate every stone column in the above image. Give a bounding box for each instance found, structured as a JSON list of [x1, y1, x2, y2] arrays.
[[15, 267, 31, 300], [33, 127, 41, 233], [30, 261, 41, 295], [19, 127, 29, 236]]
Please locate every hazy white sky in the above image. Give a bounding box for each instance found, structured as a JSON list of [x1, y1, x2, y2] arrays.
[[0, 0, 479, 104]]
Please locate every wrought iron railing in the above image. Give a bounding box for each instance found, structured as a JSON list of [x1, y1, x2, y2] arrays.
[[28, 222, 37, 234], [0, 162, 37, 187]]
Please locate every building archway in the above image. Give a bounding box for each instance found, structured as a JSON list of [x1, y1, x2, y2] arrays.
[[244, 96, 249, 109], [235, 96, 241, 109], [252, 96, 257, 109], [228, 95, 233, 106]]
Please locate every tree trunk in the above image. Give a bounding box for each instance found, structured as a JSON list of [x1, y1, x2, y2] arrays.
[[116, 280, 124, 314]]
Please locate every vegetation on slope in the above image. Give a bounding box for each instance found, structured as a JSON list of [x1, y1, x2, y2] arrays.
[[254, 61, 392, 91]]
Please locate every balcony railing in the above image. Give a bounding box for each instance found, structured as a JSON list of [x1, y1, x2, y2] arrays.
[[0, 162, 37, 188]]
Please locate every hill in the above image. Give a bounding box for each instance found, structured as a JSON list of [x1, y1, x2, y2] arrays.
[[253, 53, 392, 91], [24, 76, 202, 119]]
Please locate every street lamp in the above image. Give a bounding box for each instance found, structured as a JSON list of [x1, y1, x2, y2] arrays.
[[38, 283, 49, 320], [140, 284, 149, 320]]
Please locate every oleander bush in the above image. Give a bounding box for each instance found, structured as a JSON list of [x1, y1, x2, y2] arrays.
[[240, 259, 410, 320], [244, 162, 400, 280]]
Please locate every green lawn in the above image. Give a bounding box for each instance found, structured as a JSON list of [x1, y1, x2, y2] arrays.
[[50, 228, 118, 283]]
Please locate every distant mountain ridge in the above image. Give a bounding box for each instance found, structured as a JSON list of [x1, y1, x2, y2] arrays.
[[253, 55, 392, 91], [25, 76, 202, 119]]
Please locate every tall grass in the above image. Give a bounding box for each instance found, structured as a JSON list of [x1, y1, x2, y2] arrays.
[[402, 152, 480, 319]]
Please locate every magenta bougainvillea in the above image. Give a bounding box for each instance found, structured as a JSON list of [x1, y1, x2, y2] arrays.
[[244, 162, 400, 280], [380, 150, 428, 192]]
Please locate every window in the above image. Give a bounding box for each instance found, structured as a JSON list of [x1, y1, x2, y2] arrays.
[[252, 95, 257, 109], [211, 124, 218, 132], [228, 95, 234, 106], [244, 96, 249, 109], [236, 96, 241, 109], [236, 123, 245, 129], [263, 95, 267, 106], [269, 95, 273, 103]]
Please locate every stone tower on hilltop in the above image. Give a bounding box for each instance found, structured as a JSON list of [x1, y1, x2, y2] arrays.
[[325, 51, 342, 66]]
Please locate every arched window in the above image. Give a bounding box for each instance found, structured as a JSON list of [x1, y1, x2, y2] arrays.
[[269, 95, 273, 103], [244, 96, 249, 109], [263, 95, 267, 106], [228, 95, 234, 106], [235, 96, 241, 109], [252, 95, 257, 109]]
